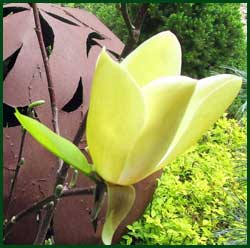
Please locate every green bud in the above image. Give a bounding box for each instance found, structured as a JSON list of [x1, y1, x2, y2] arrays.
[[54, 184, 64, 198], [28, 100, 45, 111], [69, 169, 79, 188], [44, 201, 54, 210], [19, 157, 25, 166], [45, 238, 53, 245]]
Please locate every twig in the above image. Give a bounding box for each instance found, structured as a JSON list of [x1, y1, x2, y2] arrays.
[[7, 130, 26, 208], [31, 4, 97, 244], [62, 186, 94, 197], [34, 207, 54, 244], [7, 103, 45, 209], [33, 109, 91, 244], [120, 4, 135, 42], [134, 3, 150, 31], [55, 111, 89, 186], [120, 3, 149, 59], [31, 3, 60, 135], [30, 3, 63, 244], [3, 186, 95, 239]]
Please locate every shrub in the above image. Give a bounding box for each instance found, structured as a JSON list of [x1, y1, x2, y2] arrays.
[[65, 3, 246, 79], [121, 116, 246, 245], [213, 66, 247, 119], [141, 3, 246, 78]]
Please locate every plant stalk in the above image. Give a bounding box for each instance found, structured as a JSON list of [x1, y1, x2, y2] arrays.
[[4, 186, 95, 239], [120, 3, 149, 58], [7, 130, 26, 208], [30, 3, 62, 244], [31, 3, 60, 135]]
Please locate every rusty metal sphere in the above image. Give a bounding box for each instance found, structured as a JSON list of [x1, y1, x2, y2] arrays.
[[3, 3, 162, 244]]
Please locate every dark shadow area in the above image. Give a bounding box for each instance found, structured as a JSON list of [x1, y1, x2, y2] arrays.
[[3, 103, 38, 128], [44, 11, 79, 26], [3, 45, 23, 81], [3, 7, 30, 17], [39, 13, 54, 57], [86, 32, 105, 57], [3, 103, 28, 128], [62, 78, 83, 112], [107, 49, 120, 60]]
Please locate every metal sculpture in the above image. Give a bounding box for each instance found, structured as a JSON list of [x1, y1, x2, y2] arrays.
[[3, 3, 161, 244]]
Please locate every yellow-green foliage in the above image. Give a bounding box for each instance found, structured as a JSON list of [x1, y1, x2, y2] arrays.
[[121, 116, 246, 245]]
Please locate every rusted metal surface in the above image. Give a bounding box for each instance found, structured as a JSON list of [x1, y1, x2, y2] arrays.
[[3, 3, 162, 244]]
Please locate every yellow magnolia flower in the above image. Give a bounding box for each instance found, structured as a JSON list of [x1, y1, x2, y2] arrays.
[[15, 31, 242, 245], [86, 31, 242, 186], [85, 31, 241, 244]]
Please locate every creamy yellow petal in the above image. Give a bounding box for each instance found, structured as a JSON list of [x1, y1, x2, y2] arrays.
[[117, 76, 197, 185], [86, 49, 145, 184], [102, 184, 135, 245], [121, 31, 182, 86], [160, 74, 242, 166]]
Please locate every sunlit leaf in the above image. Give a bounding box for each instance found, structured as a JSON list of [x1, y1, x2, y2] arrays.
[[15, 109, 93, 176]]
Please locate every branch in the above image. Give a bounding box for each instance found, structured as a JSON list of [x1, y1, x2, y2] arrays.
[[7, 103, 45, 209], [3, 186, 95, 239], [120, 3, 135, 42], [134, 3, 150, 30], [33, 107, 91, 244], [7, 130, 26, 208], [31, 4, 97, 244], [31, 3, 63, 244], [55, 111, 89, 186], [31, 3, 60, 135], [120, 3, 149, 59]]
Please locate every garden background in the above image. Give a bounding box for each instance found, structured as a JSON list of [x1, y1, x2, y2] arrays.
[[72, 3, 247, 245], [3, 2, 247, 245]]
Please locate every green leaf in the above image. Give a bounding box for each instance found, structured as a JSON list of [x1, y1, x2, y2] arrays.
[[102, 184, 135, 245], [15, 109, 93, 176]]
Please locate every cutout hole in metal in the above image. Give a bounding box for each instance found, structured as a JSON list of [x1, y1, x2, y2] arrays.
[[62, 77, 83, 112]]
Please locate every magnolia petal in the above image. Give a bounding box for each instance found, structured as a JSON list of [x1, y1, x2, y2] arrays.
[[102, 184, 135, 245], [118, 76, 197, 185], [121, 31, 182, 86], [86, 49, 145, 184], [15, 110, 93, 175], [161, 74, 242, 166]]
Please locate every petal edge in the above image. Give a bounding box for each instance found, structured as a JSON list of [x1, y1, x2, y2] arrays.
[[102, 184, 135, 245], [161, 74, 242, 166], [121, 31, 182, 86], [87, 49, 145, 183]]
